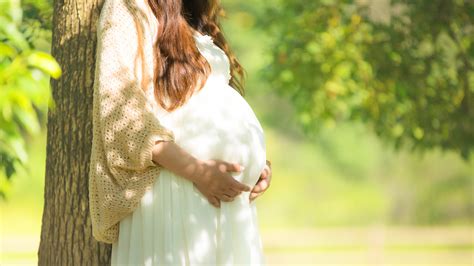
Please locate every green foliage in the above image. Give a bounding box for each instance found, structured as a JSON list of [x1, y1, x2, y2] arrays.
[[21, 0, 54, 31], [0, 0, 60, 199], [257, 0, 473, 158]]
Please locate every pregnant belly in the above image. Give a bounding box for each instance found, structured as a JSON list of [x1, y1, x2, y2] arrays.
[[159, 83, 266, 187]]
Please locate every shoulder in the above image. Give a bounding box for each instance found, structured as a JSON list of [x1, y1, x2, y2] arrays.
[[97, 0, 131, 31], [97, 0, 154, 36]]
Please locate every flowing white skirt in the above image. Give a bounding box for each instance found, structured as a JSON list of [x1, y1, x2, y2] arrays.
[[111, 71, 267, 265], [111, 168, 265, 266]]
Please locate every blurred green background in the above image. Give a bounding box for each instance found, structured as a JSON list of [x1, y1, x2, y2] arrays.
[[1, 0, 473, 265]]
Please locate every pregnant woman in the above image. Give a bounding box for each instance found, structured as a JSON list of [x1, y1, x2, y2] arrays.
[[88, 0, 272, 265]]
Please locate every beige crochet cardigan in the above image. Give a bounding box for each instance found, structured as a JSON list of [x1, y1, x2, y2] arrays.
[[88, 0, 175, 244]]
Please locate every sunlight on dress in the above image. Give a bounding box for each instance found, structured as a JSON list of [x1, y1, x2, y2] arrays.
[[111, 31, 266, 266]]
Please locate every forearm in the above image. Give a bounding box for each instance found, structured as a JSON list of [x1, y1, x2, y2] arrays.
[[151, 140, 203, 183]]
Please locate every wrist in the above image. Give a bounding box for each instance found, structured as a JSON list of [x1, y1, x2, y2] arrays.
[[188, 159, 205, 184], [151, 141, 166, 167]]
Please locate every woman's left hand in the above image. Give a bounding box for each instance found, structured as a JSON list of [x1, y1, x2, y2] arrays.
[[249, 160, 272, 202]]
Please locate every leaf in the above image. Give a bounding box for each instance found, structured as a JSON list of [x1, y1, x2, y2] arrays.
[[0, 43, 16, 58], [9, 137, 28, 164], [26, 51, 62, 79], [13, 105, 40, 135]]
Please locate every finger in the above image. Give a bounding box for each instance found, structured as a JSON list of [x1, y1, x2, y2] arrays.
[[209, 197, 220, 208], [259, 168, 268, 179], [226, 162, 244, 173], [265, 166, 272, 181], [252, 179, 269, 193], [233, 180, 251, 192], [219, 193, 234, 202], [251, 179, 264, 192], [249, 192, 261, 202], [228, 183, 245, 194], [225, 188, 240, 197], [251, 183, 262, 193], [208, 197, 217, 207], [266, 170, 272, 182], [249, 192, 258, 199]]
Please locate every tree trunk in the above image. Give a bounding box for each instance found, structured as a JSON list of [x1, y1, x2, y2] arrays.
[[38, 0, 111, 265]]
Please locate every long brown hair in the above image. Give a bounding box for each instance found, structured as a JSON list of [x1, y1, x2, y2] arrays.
[[125, 0, 246, 112]]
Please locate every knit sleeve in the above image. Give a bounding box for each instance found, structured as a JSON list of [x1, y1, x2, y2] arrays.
[[93, 0, 174, 178]]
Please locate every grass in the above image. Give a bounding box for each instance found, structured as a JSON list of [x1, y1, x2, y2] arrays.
[[0, 97, 472, 265], [2, 227, 473, 265]]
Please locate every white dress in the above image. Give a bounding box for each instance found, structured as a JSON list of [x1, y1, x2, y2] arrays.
[[111, 30, 267, 266]]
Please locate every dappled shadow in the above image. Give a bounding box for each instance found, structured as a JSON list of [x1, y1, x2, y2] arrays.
[[108, 76, 267, 264], [90, 0, 267, 264]]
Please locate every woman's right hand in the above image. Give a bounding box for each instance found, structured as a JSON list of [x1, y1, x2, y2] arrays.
[[151, 141, 250, 208], [192, 159, 251, 208]]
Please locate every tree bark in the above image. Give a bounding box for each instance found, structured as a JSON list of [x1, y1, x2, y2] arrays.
[[38, 0, 111, 265]]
